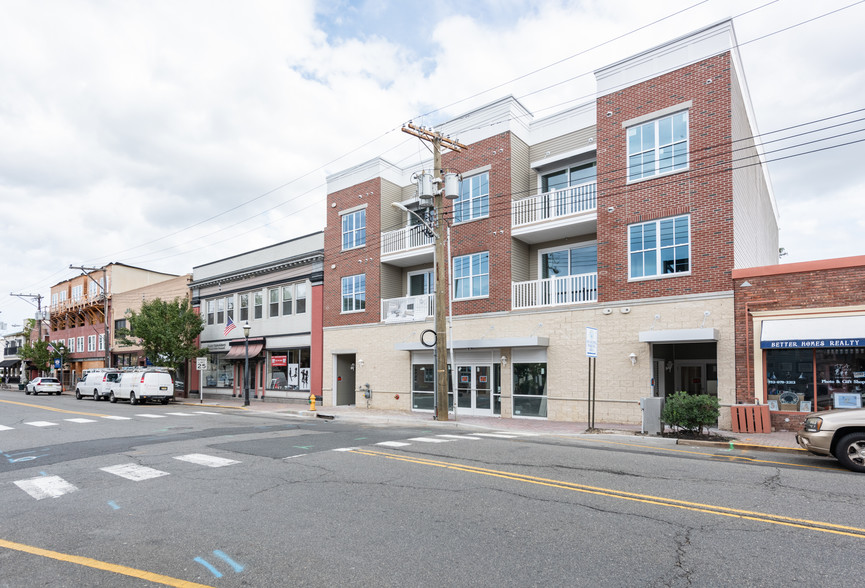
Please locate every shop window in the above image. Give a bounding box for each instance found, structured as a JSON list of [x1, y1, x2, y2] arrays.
[[816, 347, 865, 411], [766, 348, 813, 412], [203, 353, 234, 388], [267, 348, 311, 390], [513, 363, 547, 417]]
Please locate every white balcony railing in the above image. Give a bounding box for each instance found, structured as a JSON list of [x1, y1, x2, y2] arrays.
[[512, 273, 598, 310], [512, 182, 597, 228], [381, 225, 435, 256], [381, 294, 434, 323]]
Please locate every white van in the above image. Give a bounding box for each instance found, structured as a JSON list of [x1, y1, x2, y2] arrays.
[[75, 370, 122, 401], [109, 369, 174, 405]]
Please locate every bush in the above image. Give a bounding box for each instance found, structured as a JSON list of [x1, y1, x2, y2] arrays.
[[662, 391, 720, 435]]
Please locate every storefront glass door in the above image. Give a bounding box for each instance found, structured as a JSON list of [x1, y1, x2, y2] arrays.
[[456, 365, 492, 415]]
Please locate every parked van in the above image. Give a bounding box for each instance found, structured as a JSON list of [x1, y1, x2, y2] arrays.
[[109, 369, 174, 405], [75, 369, 122, 401]]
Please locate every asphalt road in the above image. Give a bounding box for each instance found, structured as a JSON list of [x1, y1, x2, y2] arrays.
[[1, 389, 862, 587]]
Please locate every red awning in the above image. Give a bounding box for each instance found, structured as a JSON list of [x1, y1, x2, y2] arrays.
[[225, 342, 263, 360]]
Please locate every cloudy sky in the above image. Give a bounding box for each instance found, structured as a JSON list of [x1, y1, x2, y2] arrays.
[[1, 0, 863, 330]]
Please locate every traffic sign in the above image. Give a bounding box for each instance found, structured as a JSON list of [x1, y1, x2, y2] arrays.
[[196, 357, 208, 371]]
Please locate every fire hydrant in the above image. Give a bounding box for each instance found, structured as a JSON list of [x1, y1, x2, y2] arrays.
[[309, 392, 316, 411]]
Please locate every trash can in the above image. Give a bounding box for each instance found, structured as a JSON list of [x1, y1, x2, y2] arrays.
[[640, 397, 665, 435]]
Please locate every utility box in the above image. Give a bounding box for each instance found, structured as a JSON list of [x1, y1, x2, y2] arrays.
[[640, 397, 665, 435]]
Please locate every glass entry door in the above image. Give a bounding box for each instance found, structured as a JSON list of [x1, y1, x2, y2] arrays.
[[456, 365, 492, 415]]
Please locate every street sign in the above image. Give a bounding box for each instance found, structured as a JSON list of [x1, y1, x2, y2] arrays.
[[586, 327, 598, 358], [196, 357, 208, 371]]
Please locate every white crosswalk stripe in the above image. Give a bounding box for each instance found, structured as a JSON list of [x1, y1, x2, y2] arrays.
[[101, 416, 131, 420], [100, 463, 170, 481], [14, 476, 78, 500], [165, 412, 196, 416], [0, 425, 13, 431], [408, 437, 451, 443], [25, 421, 57, 427], [64, 418, 97, 423], [473, 433, 518, 439], [174, 454, 239, 468], [193, 411, 220, 415], [436, 434, 481, 440], [135, 414, 167, 418], [376, 441, 411, 447]]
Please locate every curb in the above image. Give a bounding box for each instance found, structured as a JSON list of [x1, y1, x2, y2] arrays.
[[677, 439, 804, 454]]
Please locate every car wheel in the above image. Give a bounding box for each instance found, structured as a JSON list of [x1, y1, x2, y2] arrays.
[[162, 398, 170, 405], [834, 432, 865, 473], [130, 392, 138, 406], [109, 392, 117, 403], [93, 391, 101, 401], [75, 390, 82, 400], [25, 390, 31, 395]]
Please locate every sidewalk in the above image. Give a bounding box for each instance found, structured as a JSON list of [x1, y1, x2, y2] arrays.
[[178, 395, 803, 454]]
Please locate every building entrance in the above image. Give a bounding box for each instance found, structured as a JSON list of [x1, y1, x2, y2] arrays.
[[456, 364, 493, 416]]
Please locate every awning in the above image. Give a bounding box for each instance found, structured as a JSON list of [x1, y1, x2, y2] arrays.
[[0, 359, 21, 368], [638, 328, 718, 344], [225, 343, 264, 360], [760, 316, 865, 349]]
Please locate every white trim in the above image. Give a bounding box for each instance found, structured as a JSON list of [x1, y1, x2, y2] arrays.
[[338, 203, 369, 217], [639, 328, 719, 343], [622, 101, 692, 129], [461, 164, 491, 178], [530, 145, 596, 170], [407, 268, 434, 295], [627, 214, 691, 280], [537, 240, 598, 280]]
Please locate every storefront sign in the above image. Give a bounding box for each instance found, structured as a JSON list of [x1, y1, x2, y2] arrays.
[[761, 339, 863, 349], [271, 355, 287, 367]]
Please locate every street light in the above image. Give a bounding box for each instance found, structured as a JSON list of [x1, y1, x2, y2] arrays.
[[243, 322, 251, 407]]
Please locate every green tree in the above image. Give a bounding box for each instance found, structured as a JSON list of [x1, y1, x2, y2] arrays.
[[115, 297, 205, 371], [20, 319, 68, 375]]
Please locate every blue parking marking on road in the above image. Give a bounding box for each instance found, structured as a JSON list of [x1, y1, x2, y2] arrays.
[[213, 550, 244, 573], [108, 501, 120, 510], [194, 557, 223, 578]]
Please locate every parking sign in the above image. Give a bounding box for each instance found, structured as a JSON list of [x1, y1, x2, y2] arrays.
[[586, 327, 598, 358]]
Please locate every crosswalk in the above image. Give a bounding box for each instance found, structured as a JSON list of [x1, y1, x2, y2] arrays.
[[0, 411, 224, 432], [340, 430, 537, 451]]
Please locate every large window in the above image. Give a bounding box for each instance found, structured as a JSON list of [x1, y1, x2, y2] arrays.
[[87, 335, 96, 352], [513, 363, 547, 418], [541, 244, 597, 278], [282, 286, 293, 315], [454, 172, 489, 223], [342, 209, 366, 250], [203, 353, 234, 389], [239, 294, 249, 321], [453, 252, 489, 299], [216, 298, 225, 324], [206, 300, 215, 325], [627, 111, 688, 181], [629, 215, 690, 279], [267, 349, 311, 391], [341, 274, 366, 312], [296, 283, 307, 314], [541, 161, 596, 193], [269, 288, 280, 318], [254, 292, 263, 319]]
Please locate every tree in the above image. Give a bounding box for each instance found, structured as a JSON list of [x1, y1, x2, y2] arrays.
[[115, 297, 205, 371], [19, 319, 68, 376]]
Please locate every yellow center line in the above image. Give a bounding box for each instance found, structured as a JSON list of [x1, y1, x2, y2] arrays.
[[352, 449, 865, 538], [0, 398, 112, 418], [0, 538, 214, 588]]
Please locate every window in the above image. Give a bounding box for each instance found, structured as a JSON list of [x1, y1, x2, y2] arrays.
[[267, 348, 311, 391], [541, 244, 597, 278], [98, 334, 105, 351], [296, 283, 307, 314], [51, 293, 58, 307], [207, 300, 215, 325], [77, 337, 85, 353], [226, 296, 234, 323], [114, 319, 127, 332], [513, 363, 548, 418], [341, 274, 366, 312], [541, 162, 596, 193], [408, 270, 434, 296], [239, 293, 249, 321], [217, 298, 225, 323], [342, 209, 366, 250], [629, 215, 690, 279], [87, 335, 96, 352], [68, 338, 74, 353], [269, 288, 280, 318], [254, 292, 263, 319], [281, 286, 293, 315], [454, 172, 489, 223], [627, 111, 688, 181], [453, 252, 489, 299], [71, 285, 83, 301]]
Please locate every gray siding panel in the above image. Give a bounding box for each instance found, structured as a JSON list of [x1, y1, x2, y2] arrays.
[[528, 127, 596, 195]]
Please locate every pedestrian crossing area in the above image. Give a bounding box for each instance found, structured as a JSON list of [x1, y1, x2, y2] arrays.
[[340, 431, 537, 450], [0, 411, 224, 432]]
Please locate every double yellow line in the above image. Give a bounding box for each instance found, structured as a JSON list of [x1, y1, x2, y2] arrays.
[[352, 448, 865, 538]]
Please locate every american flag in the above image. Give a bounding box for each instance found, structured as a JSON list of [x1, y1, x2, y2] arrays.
[[47, 343, 56, 353], [223, 316, 237, 336]]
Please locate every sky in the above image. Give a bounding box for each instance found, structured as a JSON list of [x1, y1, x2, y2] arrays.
[[1, 0, 863, 332]]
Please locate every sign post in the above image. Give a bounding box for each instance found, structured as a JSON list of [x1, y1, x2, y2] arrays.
[[586, 327, 598, 430], [196, 356, 208, 404]]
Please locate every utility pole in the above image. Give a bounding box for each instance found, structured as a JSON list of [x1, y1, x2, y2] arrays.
[[10, 292, 44, 342], [69, 265, 110, 368], [401, 123, 466, 421]]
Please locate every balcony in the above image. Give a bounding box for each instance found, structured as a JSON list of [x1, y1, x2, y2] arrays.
[[511, 182, 597, 244], [381, 294, 434, 323], [50, 292, 106, 314], [380, 225, 435, 267], [512, 273, 598, 310]]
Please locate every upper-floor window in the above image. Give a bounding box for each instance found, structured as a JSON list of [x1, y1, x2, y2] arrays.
[[206, 300, 215, 325], [217, 298, 225, 324], [239, 293, 249, 322], [71, 285, 83, 301], [51, 293, 58, 307], [226, 296, 234, 323], [454, 172, 489, 223], [342, 209, 366, 250], [341, 274, 366, 312], [296, 283, 307, 314], [254, 292, 263, 319], [454, 252, 489, 299], [629, 215, 690, 279], [67, 338, 74, 352], [627, 111, 688, 181], [542, 162, 596, 193], [77, 336, 85, 353], [282, 286, 293, 315], [408, 269, 434, 296], [87, 335, 96, 352], [540, 244, 597, 278], [98, 334, 105, 351], [269, 288, 280, 318]]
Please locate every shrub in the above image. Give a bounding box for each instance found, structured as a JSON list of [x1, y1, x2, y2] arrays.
[[662, 391, 720, 435]]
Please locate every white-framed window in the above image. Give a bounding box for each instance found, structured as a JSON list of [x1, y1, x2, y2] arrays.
[[408, 269, 434, 296], [51, 293, 58, 307], [454, 172, 489, 223], [627, 111, 688, 181], [268, 288, 280, 318], [77, 336, 85, 353], [207, 300, 215, 325], [59, 291, 67, 303], [68, 338, 74, 353], [341, 274, 366, 312], [453, 252, 489, 299], [239, 293, 249, 321], [342, 209, 366, 250], [541, 161, 596, 193], [539, 243, 598, 278], [226, 296, 234, 323], [98, 334, 105, 351], [71, 285, 83, 301], [296, 283, 307, 314], [254, 292, 263, 319], [629, 215, 690, 279], [282, 285, 293, 315], [217, 298, 225, 323], [87, 335, 96, 352]]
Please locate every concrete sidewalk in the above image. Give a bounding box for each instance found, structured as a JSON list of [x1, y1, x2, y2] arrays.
[[178, 395, 804, 454]]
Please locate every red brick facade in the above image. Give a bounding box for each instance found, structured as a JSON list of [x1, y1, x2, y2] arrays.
[[596, 53, 735, 302]]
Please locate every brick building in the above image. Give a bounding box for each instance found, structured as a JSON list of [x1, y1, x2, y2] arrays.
[[734, 256, 865, 431], [322, 21, 778, 427]]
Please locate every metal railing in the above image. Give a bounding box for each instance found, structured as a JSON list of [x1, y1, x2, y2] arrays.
[[512, 273, 598, 309], [380, 225, 435, 256], [512, 181, 597, 227], [381, 294, 435, 323]]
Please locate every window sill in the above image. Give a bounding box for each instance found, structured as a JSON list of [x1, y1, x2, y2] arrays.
[[342, 244, 367, 252], [626, 166, 689, 185], [628, 271, 691, 283], [340, 309, 366, 315], [454, 295, 490, 302], [452, 216, 489, 227]]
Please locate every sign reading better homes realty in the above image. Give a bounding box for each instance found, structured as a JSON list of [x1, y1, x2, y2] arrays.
[[760, 316, 865, 349]]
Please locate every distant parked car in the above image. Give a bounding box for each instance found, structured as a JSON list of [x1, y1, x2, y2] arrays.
[[25, 377, 63, 396], [797, 408, 865, 472]]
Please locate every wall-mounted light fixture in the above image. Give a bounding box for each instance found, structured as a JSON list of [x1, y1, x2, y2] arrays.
[[500, 355, 507, 368], [629, 353, 637, 366]]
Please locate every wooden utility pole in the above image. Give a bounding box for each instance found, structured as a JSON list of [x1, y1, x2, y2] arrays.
[[401, 123, 466, 421]]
